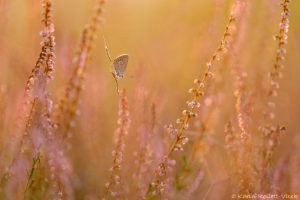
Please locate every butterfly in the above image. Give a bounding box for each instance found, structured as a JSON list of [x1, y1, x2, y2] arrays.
[[103, 36, 129, 95], [113, 54, 129, 79]]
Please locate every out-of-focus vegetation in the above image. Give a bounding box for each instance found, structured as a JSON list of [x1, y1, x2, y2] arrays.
[[0, 0, 299, 199]]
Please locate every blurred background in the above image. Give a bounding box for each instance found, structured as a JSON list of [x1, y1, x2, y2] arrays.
[[0, 0, 299, 198]]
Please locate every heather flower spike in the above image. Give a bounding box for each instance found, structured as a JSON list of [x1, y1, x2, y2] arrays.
[[103, 35, 129, 95]]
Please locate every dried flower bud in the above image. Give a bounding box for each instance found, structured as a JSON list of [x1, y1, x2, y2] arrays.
[[189, 88, 195, 94], [194, 79, 201, 84], [182, 110, 189, 116]]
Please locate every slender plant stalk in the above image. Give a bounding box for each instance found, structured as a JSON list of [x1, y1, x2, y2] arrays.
[[145, 1, 247, 198], [55, 0, 106, 139]]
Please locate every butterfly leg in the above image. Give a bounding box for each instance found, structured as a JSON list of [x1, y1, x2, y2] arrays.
[[112, 72, 120, 96]]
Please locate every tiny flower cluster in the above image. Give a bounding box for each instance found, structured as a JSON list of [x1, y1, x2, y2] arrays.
[[258, 0, 291, 191], [25, 0, 55, 94], [167, 0, 240, 162], [41, 0, 56, 80], [262, 0, 291, 158], [266, 0, 291, 120], [146, 157, 176, 197], [105, 90, 131, 199], [259, 125, 286, 147], [20, 0, 56, 154]]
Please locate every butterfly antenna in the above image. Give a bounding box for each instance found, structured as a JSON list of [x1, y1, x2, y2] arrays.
[[102, 35, 113, 63]]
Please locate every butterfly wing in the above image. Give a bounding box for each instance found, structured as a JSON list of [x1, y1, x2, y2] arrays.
[[113, 54, 129, 78]]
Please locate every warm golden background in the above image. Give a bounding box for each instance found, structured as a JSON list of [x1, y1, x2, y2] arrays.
[[0, 0, 299, 199]]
